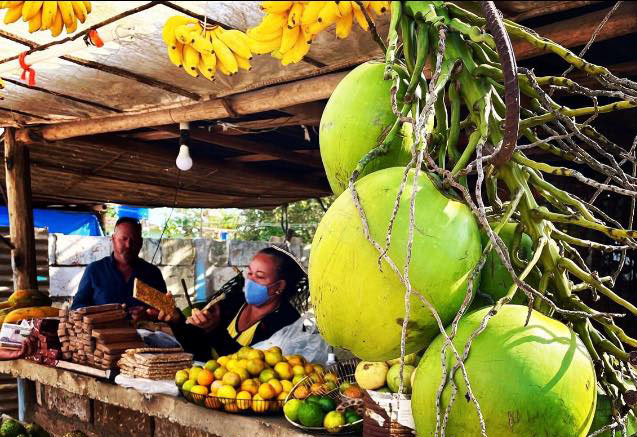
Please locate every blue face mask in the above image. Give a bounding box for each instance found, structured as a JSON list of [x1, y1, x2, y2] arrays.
[[244, 279, 276, 305]]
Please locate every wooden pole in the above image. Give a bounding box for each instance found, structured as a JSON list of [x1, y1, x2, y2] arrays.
[[15, 72, 348, 144], [4, 128, 38, 292]]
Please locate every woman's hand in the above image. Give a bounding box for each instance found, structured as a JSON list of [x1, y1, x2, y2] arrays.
[[186, 304, 220, 332]]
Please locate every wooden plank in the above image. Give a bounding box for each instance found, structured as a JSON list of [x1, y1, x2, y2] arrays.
[[4, 128, 38, 291], [514, 3, 637, 60], [211, 112, 322, 135], [507, 1, 599, 22], [15, 72, 348, 143]]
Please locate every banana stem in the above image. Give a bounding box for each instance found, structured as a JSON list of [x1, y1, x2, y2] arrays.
[[384, 1, 403, 80], [559, 257, 637, 316]]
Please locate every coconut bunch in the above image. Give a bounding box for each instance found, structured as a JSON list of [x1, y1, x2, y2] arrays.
[[248, 1, 390, 66], [162, 16, 253, 79], [309, 1, 637, 436], [1, 1, 92, 36]]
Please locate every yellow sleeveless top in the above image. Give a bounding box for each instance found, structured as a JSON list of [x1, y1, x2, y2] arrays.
[[226, 305, 261, 347]]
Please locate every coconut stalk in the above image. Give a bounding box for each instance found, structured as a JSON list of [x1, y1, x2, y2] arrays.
[[345, 1, 637, 435]]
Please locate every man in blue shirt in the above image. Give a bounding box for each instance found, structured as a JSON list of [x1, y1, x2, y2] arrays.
[[71, 217, 167, 310]]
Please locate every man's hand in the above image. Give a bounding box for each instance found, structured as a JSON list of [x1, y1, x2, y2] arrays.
[[155, 293, 181, 323], [186, 304, 221, 333]]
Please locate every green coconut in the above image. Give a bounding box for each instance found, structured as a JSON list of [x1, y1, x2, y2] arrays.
[[412, 305, 597, 437], [589, 389, 637, 437], [309, 167, 481, 361], [319, 61, 413, 195], [472, 223, 536, 308]]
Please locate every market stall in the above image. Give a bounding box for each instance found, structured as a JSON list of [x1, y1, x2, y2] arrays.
[[2, 1, 637, 437]]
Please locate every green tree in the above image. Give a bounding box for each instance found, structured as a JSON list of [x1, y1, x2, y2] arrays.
[[235, 197, 333, 243]]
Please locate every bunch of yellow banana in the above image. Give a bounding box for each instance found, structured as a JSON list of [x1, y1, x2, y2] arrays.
[[248, 1, 390, 65], [162, 15, 253, 80], [0, 77, 4, 100], [1, 1, 92, 36]]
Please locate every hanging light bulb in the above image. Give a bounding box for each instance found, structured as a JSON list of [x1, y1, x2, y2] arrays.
[[175, 122, 193, 171]]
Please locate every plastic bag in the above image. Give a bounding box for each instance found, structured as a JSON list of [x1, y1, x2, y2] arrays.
[[136, 329, 182, 348], [252, 313, 330, 364], [114, 374, 179, 397]]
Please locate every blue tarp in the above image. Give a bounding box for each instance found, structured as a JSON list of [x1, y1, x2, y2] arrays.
[[116, 206, 149, 220], [0, 207, 103, 236]]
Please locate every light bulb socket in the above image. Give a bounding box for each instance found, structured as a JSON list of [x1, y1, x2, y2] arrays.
[[179, 127, 190, 146]]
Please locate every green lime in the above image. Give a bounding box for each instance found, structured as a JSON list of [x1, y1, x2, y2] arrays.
[[298, 401, 326, 427], [182, 380, 195, 392], [284, 399, 303, 423], [317, 396, 336, 413], [306, 394, 322, 405], [324, 411, 346, 433]]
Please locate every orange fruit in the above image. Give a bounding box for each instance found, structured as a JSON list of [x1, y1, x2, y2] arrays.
[[265, 351, 283, 367], [292, 375, 305, 386], [281, 380, 293, 393], [269, 379, 284, 396], [304, 363, 315, 375], [287, 355, 305, 367], [278, 391, 289, 402], [259, 368, 276, 384], [216, 385, 237, 404], [226, 359, 240, 372], [274, 362, 293, 380], [217, 356, 230, 367], [237, 359, 249, 370], [313, 364, 325, 374], [258, 382, 276, 400], [324, 372, 339, 384], [268, 346, 283, 355], [292, 365, 306, 377], [247, 349, 265, 360], [311, 382, 325, 395], [240, 379, 259, 396], [197, 369, 215, 386], [222, 372, 242, 388], [294, 385, 310, 400], [247, 358, 266, 376], [224, 402, 240, 413], [252, 394, 270, 413], [213, 367, 227, 380], [236, 390, 252, 410], [210, 380, 224, 395], [237, 346, 253, 359], [236, 368, 250, 382], [189, 366, 203, 381]]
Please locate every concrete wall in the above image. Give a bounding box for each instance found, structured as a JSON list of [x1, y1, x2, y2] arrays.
[[48, 234, 308, 309]]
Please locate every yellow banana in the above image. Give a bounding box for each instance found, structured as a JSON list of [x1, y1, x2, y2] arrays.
[[300, 1, 325, 25], [368, 1, 387, 15], [235, 55, 251, 71], [167, 41, 183, 67], [281, 26, 310, 66], [71, 0, 86, 23], [197, 57, 215, 80], [3, 3, 23, 23], [217, 28, 252, 60], [247, 26, 282, 42], [255, 12, 287, 33], [49, 7, 63, 35], [82, 0, 90, 13], [162, 15, 197, 48], [337, 1, 352, 17], [317, 1, 340, 25], [307, 19, 331, 36], [22, 1, 42, 21], [211, 29, 238, 74], [27, 9, 41, 31], [174, 22, 199, 44], [5, 1, 24, 7], [65, 11, 77, 33], [287, 2, 302, 28], [182, 43, 200, 77], [217, 59, 231, 76], [200, 50, 216, 70], [49, 7, 62, 35], [260, 1, 292, 14], [335, 12, 353, 39], [191, 31, 213, 54], [351, 2, 369, 31], [280, 24, 299, 54], [248, 35, 282, 55], [40, 1, 56, 29], [57, 1, 74, 27], [271, 49, 283, 60]]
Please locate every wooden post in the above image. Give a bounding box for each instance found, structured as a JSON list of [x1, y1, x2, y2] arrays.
[[4, 127, 38, 291]]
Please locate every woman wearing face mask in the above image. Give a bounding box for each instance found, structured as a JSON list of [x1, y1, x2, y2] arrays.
[[161, 247, 305, 361]]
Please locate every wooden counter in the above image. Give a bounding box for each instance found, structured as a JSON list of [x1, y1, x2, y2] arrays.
[[0, 359, 317, 437]]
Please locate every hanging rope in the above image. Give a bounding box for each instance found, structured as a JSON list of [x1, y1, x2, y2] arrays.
[[18, 52, 35, 87]]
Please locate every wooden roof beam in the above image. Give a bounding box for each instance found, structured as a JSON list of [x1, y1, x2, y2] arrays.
[[154, 126, 323, 169], [514, 2, 637, 60], [15, 72, 346, 143], [64, 136, 330, 194]]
